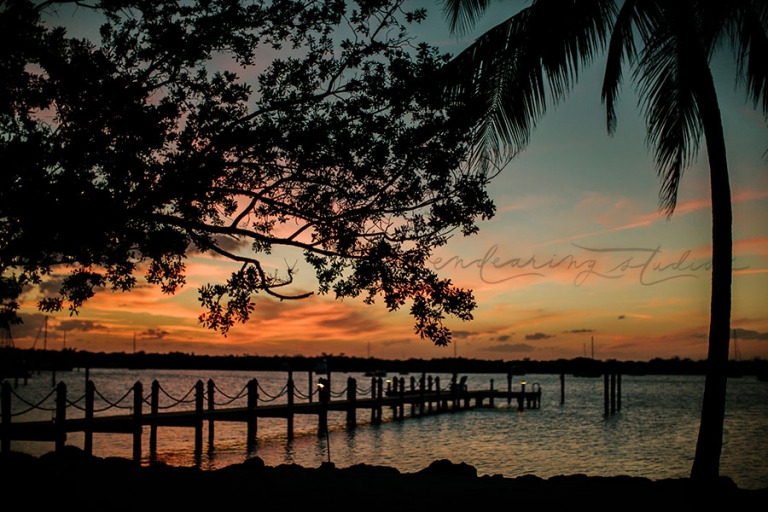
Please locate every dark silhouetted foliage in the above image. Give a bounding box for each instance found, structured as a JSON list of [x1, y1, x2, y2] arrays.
[[0, 0, 495, 346]]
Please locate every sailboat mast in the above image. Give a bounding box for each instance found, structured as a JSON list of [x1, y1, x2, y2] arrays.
[[591, 336, 594, 360]]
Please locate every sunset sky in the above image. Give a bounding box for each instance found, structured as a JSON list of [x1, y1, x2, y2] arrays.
[[12, 1, 768, 361]]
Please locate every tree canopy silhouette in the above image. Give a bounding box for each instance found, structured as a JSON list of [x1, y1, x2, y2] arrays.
[[0, 0, 494, 345], [441, 0, 766, 478]]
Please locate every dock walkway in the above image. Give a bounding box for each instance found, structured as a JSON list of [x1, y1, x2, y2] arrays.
[[1, 373, 541, 461]]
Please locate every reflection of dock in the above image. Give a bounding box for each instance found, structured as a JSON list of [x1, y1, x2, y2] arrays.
[[1, 375, 541, 461]]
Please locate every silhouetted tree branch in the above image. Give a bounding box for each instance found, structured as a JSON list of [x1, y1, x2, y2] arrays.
[[0, 0, 495, 346]]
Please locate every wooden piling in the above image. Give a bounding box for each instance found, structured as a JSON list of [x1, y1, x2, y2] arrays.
[[55, 381, 66, 452], [317, 378, 329, 435], [150, 380, 159, 457], [603, 373, 609, 416], [371, 377, 379, 424], [398, 377, 405, 419], [451, 374, 457, 411], [560, 372, 565, 405], [133, 381, 143, 462], [419, 374, 425, 416], [194, 380, 203, 456], [489, 379, 494, 408], [435, 376, 443, 411], [247, 379, 258, 447], [84, 380, 94, 455], [207, 379, 215, 445], [427, 376, 434, 413], [346, 377, 356, 428], [1, 381, 11, 453], [507, 372, 513, 405], [617, 373, 622, 411], [376, 377, 383, 422], [287, 374, 295, 440], [610, 372, 616, 414]]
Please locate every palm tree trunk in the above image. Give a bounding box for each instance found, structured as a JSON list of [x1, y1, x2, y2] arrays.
[[690, 63, 732, 480]]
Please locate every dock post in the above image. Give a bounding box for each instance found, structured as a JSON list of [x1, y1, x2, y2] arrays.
[[603, 373, 609, 416], [489, 379, 494, 408], [398, 377, 405, 419], [419, 373, 425, 416], [371, 378, 378, 424], [308, 371, 313, 403], [317, 377, 329, 435], [391, 377, 398, 418], [610, 372, 616, 414], [507, 372, 513, 405], [451, 374, 457, 411], [1, 381, 11, 452], [207, 379, 215, 446], [346, 377, 356, 428], [427, 376, 433, 413], [560, 372, 565, 405], [617, 373, 622, 411], [410, 376, 416, 416], [55, 381, 67, 452], [247, 379, 258, 447], [150, 380, 159, 458], [194, 380, 204, 457], [84, 380, 94, 455], [287, 373, 295, 440], [133, 381, 143, 462], [435, 376, 442, 411], [377, 377, 383, 423], [518, 381, 525, 412]]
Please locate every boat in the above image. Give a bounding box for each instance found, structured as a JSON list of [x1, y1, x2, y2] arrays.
[[573, 336, 603, 377]]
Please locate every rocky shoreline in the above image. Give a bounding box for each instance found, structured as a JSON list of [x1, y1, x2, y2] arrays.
[[2, 447, 764, 510]]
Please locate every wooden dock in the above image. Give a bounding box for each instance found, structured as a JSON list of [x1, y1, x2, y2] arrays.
[[1, 374, 541, 461]]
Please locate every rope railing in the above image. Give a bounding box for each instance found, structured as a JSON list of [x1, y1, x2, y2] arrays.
[[256, 382, 287, 402], [66, 393, 88, 411], [157, 383, 197, 405], [293, 383, 321, 400], [7, 386, 58, 416], [330, 387, 347, 399], [93, 386, 135, 410], [292, 387, 311, 400], [211, 382, 248, 406]]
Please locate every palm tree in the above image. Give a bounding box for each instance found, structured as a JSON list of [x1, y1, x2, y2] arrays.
[[442, 0, 767, 479]]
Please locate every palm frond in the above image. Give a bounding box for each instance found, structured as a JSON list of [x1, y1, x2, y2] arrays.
[[729, 0, 768, 117], [634, 3, 704, 217], [602, 0, 658, 134], [444, 0, 615, 166], [443, 0, 500, 35]]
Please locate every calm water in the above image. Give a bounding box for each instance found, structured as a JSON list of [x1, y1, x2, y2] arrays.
[[4, 369, 767, 489]]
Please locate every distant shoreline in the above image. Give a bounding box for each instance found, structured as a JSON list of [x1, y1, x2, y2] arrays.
[[2, 448, 764, 509], [3, 347, 766, 377]]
